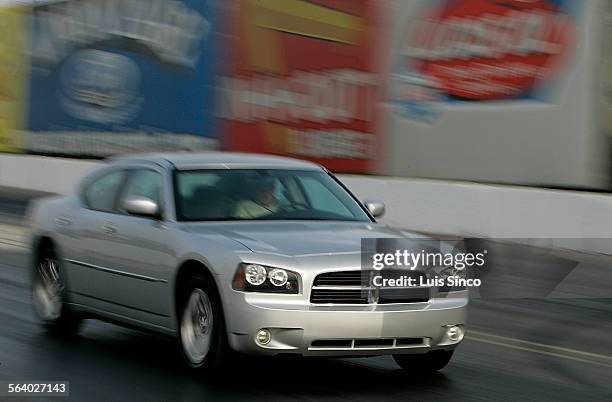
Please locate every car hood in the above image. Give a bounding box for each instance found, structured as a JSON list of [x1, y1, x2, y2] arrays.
[[182, 221, 426, 256]]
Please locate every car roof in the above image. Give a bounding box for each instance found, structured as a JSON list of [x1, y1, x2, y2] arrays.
[[109, 152, 322, 170]]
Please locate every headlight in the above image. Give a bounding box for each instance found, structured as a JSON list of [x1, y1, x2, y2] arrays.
[[269, 268, 288, 287], [232, 263, 299, 294], [245, 264, 267, 286]]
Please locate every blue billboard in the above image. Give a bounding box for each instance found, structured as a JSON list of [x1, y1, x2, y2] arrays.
[[26, 0, 224, 156]]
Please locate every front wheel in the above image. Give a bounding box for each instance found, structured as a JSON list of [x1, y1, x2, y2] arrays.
[[178, 275, 227, 371], [393, 350, 454, 372], [32, 244, 81, 335]]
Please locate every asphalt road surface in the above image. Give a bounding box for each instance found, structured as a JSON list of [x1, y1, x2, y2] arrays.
[[0, 189, 611, 401]]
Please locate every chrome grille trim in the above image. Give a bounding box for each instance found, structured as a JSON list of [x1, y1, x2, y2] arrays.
[[310, 270, 431, 304]]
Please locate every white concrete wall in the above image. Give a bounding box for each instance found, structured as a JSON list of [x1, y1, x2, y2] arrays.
[[0, 154, 98, 194], [342, 175, 612, 255], [2, 154, 612, 254]]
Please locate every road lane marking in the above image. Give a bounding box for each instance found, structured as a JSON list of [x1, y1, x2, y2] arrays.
[[466, 333, 612, 369], [468, 330, 612, 361]]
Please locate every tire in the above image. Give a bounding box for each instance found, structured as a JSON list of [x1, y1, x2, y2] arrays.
[[177, 274, 227, 372], [32, 243, 81, 335], [393, 350, 454, 372]]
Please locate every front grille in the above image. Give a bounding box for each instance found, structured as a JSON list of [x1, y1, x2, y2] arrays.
[[310, 270, 430, 304], [310, 289, 367, 304], [312, 270, 368, 287], [311, 271, 367, 303]]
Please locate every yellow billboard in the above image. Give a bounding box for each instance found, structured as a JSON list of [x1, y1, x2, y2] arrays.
[[0, 6, 28, 153], [602, 4, 612, 138]]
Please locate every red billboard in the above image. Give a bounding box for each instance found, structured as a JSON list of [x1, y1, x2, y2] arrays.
[[217, 0, 383, 173], [402, 0, 575, 100]]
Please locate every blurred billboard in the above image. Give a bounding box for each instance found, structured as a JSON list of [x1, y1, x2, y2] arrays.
[[388, 0, 576, 122], [217, 0, 384, 173], [0, 5, 28, 153], [381, 0, 611, 189], [25, 0, 222, 156], [601, 1, 612, 140]]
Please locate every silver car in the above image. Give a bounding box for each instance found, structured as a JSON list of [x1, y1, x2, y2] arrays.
[[28, 153, 467, 372]]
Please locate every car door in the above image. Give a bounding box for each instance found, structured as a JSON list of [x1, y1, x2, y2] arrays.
[[64, 167, 129, 305], [93, 165, 174, 322]]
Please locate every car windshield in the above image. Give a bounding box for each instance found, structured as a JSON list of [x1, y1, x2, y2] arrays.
[[175, 169, 372, 222]]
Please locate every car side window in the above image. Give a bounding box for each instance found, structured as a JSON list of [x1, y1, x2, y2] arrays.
[[83, 170, 126, 212], [120, 169, 163, 210]]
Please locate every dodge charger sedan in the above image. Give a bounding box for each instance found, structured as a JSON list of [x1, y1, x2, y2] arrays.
[[28, 153, 467, 372]]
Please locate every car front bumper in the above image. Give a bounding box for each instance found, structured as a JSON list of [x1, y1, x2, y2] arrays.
[[225, 290, 468, 356]]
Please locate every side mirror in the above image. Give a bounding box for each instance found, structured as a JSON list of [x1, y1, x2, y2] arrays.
[[123, 196, 161, 219], [364, 200, 385, 218]]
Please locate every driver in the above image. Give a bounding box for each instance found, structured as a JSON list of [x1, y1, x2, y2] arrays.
[[233, 177, 280, 219]]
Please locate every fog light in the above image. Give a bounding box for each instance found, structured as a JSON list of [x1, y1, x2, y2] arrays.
[[256, 329, 271, 345], [446, 325, 464, 342]]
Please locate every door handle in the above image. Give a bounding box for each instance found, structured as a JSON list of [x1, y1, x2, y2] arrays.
[[101, 224, 117, 235], [54, 216, 72, 227]]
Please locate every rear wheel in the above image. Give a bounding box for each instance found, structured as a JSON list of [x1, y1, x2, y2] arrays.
[[32, 244, 80, 335], [393, 350, 454, 372], [178, 274, 227, 371]]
